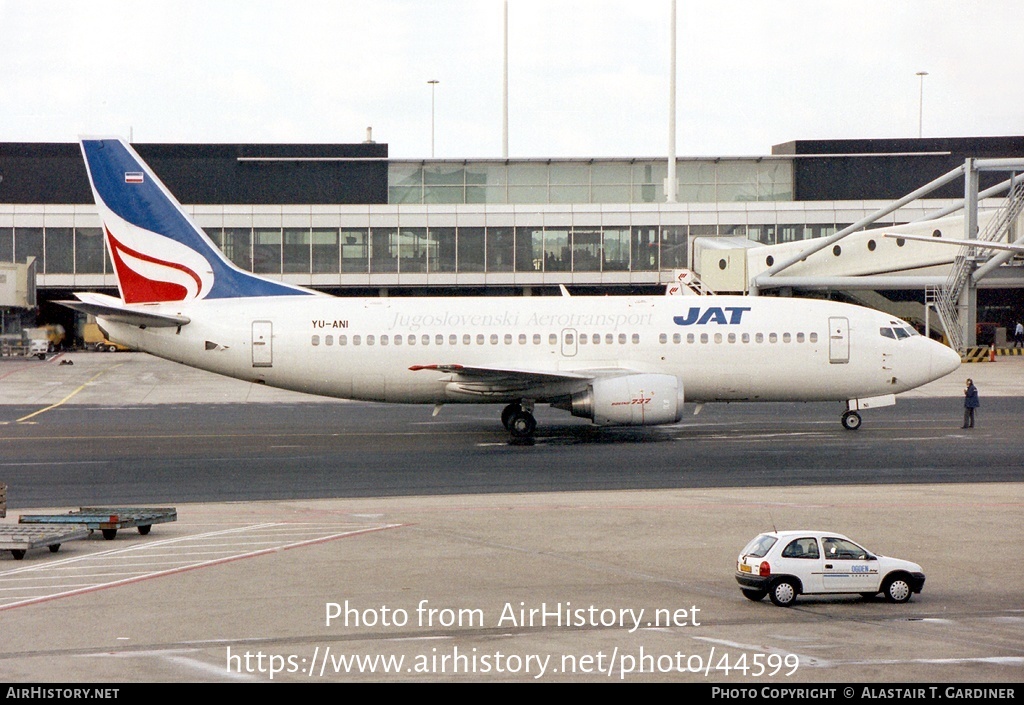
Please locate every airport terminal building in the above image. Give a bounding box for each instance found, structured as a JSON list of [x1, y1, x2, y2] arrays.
[[1, 136, 1022, 334]]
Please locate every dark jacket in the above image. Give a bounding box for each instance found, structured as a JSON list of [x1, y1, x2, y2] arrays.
[[964, 384, 980, 408]]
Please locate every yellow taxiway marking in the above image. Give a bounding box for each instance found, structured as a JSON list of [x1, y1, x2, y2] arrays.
[[14, 365, 123, 424]]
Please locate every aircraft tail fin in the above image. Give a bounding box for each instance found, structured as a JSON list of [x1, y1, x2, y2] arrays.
[[79, 137, 314, 304]]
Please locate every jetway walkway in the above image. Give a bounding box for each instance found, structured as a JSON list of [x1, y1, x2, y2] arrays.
[[692, 158, 1024, 351]]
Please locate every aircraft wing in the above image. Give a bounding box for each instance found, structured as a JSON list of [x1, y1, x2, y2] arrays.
[[58, 292, 191, 328], [408, 362, 626, 397]]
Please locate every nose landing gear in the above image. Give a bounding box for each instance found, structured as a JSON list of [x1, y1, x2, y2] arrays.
[[841, 410, 862, 430]]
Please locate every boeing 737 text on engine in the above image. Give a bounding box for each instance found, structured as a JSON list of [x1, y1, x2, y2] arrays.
[[62, 138, 962, 438]]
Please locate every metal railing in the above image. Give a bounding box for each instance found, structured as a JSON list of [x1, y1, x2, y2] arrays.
[[934, 180, 1024, 351]]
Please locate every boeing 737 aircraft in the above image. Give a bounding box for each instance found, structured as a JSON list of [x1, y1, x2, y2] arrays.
[[63, 138, 961, 437]]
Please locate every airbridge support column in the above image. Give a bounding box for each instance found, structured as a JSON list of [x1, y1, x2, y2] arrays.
[[961, 159, 979, 348]]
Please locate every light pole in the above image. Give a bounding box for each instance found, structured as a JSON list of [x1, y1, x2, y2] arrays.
[[428, 79, 439, 157], [916, 71, 928, 138]]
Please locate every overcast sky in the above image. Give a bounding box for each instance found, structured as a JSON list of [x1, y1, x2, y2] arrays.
[[2, 0, 1021, 159]]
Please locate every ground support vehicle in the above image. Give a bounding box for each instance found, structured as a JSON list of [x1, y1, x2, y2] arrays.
[[0, 524, 89, 560], [19, 507, 177, 540], [736, 530, 925, 607]]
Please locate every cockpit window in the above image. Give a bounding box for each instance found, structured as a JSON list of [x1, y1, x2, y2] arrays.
[[881, 326, 919, 340]]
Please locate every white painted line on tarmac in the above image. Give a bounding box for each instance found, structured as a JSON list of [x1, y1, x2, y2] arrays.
[[0, 522, 405, 611]]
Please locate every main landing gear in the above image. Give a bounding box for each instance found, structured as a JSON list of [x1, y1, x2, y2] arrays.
[[841, 410, 862, 430], [501, 402, 537, 439]]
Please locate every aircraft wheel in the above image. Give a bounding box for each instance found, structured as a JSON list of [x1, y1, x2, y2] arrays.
[[841, 411, 862, 430], [101, 529, 118, 540], [508, 410, 536, 439], [501, 403, 523, 430]]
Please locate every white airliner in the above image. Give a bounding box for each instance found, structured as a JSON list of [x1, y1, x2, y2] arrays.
[[63, 138, 961, 437]]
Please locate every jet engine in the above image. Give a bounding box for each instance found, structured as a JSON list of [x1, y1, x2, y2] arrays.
[[555, 373, 684, 426]]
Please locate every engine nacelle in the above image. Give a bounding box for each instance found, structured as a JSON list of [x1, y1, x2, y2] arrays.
[[560, 373, 684, 426]]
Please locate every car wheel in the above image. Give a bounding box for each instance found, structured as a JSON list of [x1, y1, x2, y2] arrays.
[[883, 575, 912, 603], [769, 578, 798, 607], [741, 589, 767, 602]]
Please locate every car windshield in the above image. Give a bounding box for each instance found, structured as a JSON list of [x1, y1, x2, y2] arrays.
[[741, 534, 777, 558]]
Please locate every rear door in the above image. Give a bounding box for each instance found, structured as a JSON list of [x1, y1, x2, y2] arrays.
[[252, 320, 273, 368]]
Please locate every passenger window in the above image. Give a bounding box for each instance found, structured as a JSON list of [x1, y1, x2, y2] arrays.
[[781, 538, 819, 559], [463, 334, 471, 345], [381, 335, 388, 346], [822, 538, 868, 560], [490, 334, 499, 345], [659, 333, 667, 344], [407, 334, 415, 345], [741, 333, 750, 343], [631, 333, 639, 344], [436, 334, 444, 346], [392, 335, 400, 346], [686, 333, 695, 344], [533, 333, 541, 345], [673, 333, 681, 344], [796, 332, 804, 343], [519, 334, 527, 345], [618, 333, 627, 345], [769, 333, 778, 343], [700, 333, 708, 344], [727, 333, 736, 343], [755, 333, 764, 343], [367, 335, 375, 346], [549, 333, 558, 345], [423, 334, 431, 346], [477, 334, 485, 345], [312, 335, 320, 346], [783, 332, 791, 343], [338, 335, 347, 346], [809, 332, 818, 343], [714, 333, 722, 344], [353, 335, 361, 346], [593, 334, 600, 344], [449, 334, 457, 345], [565, 333, 574, 345]]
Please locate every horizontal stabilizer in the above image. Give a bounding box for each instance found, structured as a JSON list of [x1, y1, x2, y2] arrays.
[[58, 293, 190, 328]]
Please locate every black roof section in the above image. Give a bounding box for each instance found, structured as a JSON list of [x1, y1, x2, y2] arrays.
[[0, 141, 389, 205]]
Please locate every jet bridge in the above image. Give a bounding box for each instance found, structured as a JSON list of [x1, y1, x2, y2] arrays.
[[693, 159, 1024, 351]]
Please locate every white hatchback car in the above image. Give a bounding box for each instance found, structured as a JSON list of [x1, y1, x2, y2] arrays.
[[735, 530, 926, 607]]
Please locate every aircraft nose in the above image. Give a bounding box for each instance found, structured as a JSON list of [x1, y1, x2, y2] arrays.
[[929, 340, 962, 381]]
